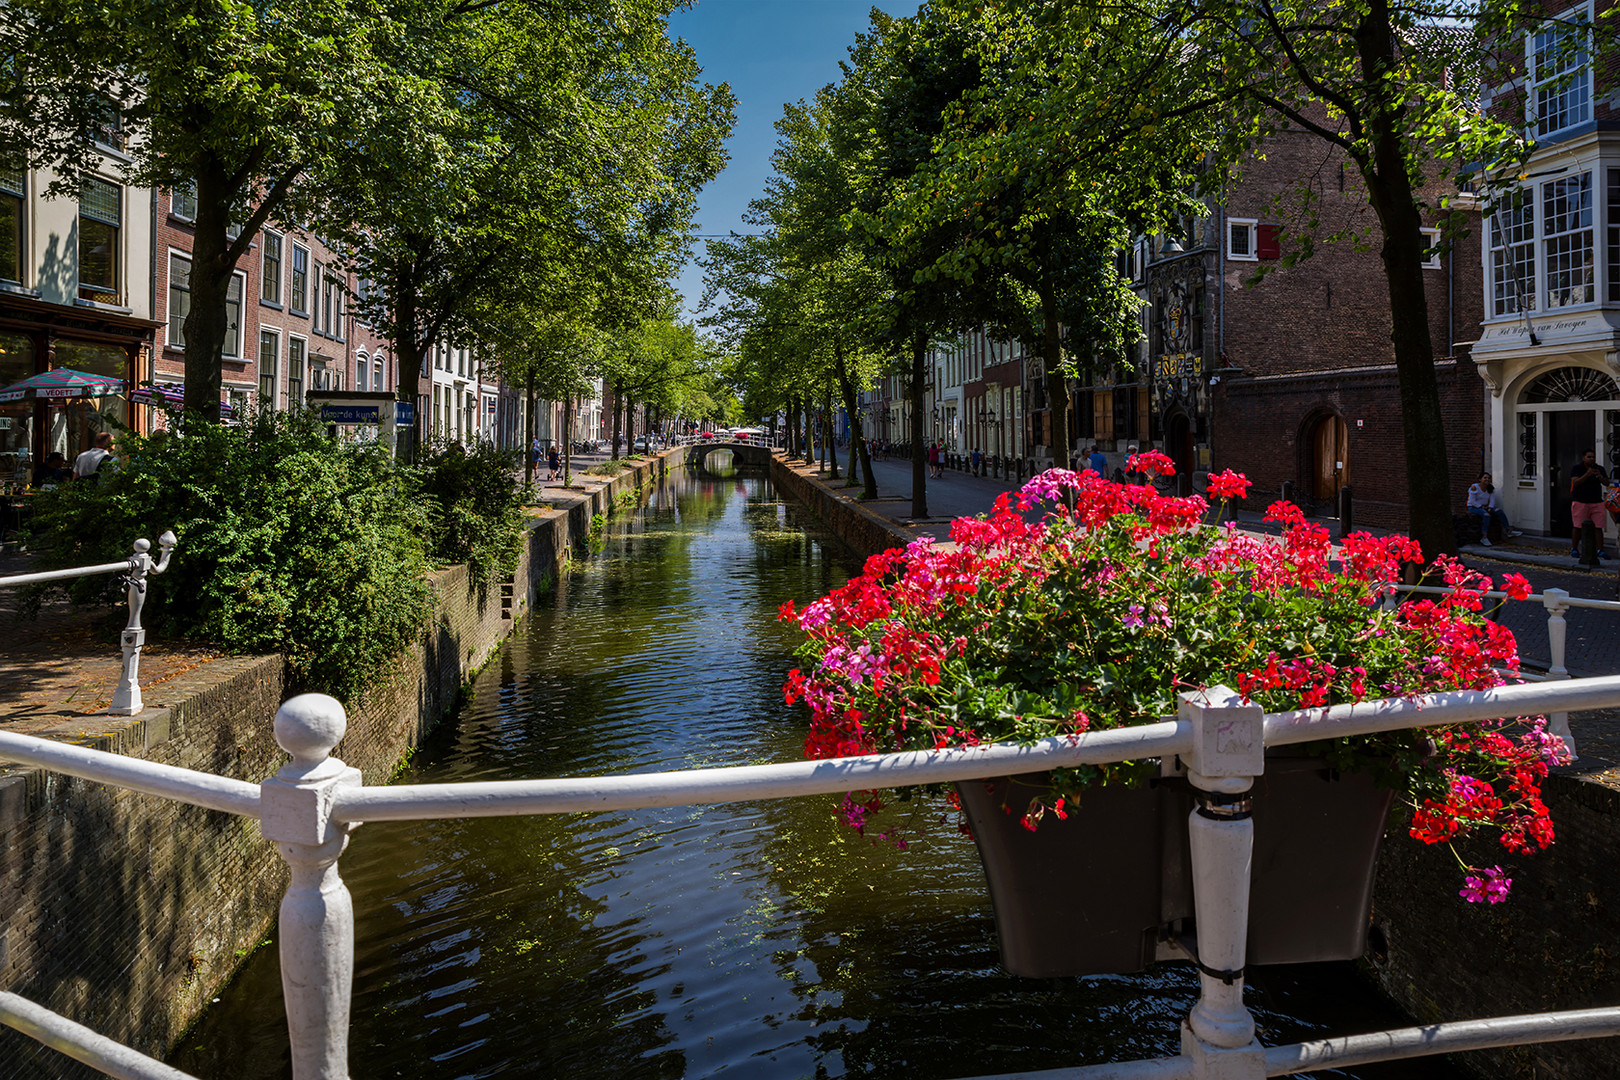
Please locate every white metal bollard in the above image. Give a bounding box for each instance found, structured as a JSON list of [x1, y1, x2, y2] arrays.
[[261, 694, 363, 1080], [106, 530, 178, 715], [1541, 588, 1576, 755], [1178, 686, 1265, 1080]]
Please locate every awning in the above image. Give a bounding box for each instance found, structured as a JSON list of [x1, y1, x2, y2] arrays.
[[131, 382, 236, 418]]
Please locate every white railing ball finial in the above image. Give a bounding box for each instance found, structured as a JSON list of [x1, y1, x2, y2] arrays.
[[275, 694, 348, 769], [132, 537, 151, 555]]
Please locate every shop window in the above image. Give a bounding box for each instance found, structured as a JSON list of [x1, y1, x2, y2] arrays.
[[0, 332, 35, 481]]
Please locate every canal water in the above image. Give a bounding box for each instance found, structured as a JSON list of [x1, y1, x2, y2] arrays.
[[171, 466, 1461, 1079]]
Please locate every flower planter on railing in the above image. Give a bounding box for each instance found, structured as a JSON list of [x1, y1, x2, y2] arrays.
[[956, 754, 1394, 978]]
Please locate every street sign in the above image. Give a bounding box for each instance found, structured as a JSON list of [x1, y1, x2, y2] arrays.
[[395, 402, 416, 426], [320, 404, 380, 424]]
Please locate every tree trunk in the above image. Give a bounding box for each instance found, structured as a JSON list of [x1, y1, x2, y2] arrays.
[[911, 327, 928, 519], [1356, 1, 1454, 558], [524, 371, 535, 487], [563, 394, 574, 484], [825, 390, 839, 478], [611, 379, 623, 460], [1037, 274, 1069, 471], [182, 153, 236, 423], [832, 337, 877, 497]]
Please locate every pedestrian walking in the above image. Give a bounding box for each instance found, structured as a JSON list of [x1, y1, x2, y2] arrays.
[[1569, 449, 1610, 559], [547, 443, 561, 482], [971, 446, 982, 476], [1088, 444, 1107, 477]]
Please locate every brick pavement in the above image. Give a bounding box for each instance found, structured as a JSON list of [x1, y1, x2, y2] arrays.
[[0, 550, 227, 738]]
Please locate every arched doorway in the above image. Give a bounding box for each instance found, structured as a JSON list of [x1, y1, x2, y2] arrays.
[[1516, 365, 1620, 537], [1310, 413, 1349, 502]]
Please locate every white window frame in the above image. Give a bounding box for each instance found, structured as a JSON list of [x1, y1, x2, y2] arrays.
[[290, 244, 309, 315], [1543, 171, 1595, 309], [1421, 227, 1443, 269], [258, 327, 279, 407], [1227, 217, 1258, 261], [170, 183, 197, 222], [1530, 5, 1592, 140], [261, 230, 282, 305], [1490, 192, 1537, 317], [223, 270, 246, 359], [166, 250, 190, 349], [355, 350, 369, 392]]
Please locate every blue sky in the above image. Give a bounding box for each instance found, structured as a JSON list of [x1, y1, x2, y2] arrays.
[[668, 0, 917, 320]]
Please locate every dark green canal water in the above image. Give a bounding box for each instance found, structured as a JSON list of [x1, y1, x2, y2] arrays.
[[170, 467, 1461, 1080]]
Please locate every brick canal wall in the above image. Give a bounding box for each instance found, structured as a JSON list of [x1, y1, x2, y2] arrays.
[[777, 457, 1620, 1080], [1369, 775, 1620, 1079], [0, 454, 668, 1076]]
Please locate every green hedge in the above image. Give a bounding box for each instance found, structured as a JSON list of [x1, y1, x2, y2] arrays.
[[28, 410, 523, 702]]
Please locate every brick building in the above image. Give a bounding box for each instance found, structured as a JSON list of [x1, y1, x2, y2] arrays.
[[151, 187, 390, 421], [1208, 127, 1485, 529]]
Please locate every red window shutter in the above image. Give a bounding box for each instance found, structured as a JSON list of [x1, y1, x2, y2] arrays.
[[1257, 223, 1282, 260]]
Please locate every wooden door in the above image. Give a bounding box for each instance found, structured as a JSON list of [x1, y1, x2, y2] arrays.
[[1312, 415, 1349, 500]]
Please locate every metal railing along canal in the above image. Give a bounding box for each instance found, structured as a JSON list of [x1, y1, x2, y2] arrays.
[[3, 676, 1620, 1079], [0, 531, 177, 715]]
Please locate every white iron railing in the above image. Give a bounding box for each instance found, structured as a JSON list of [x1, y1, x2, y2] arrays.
[[3, 677, 1620, 1080], [0, 531, 177, 715], [1397, 583, 1619, 755]]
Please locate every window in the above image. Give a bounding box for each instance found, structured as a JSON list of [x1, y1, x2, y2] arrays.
[[312, 260, 324, 330], [167, 254, 190, 346], [1519, 411, 1537, 480], [224, 273, 244, 357], [261, 231, 282, 304], [290, 245, 308, 313], [1608, 169, 1620, 302], [1421, 228, 1443, 269], [433, 384, 442, 434], [374, 359, 383, 391], [171, 184, 196, 221], [356, 353, 368, 392], [1227, 218, 1257, 260], [90, 97, 124, 151], [78, 177, 120, 301], [1532, 12, 1590, 138], [1543, 171, 1593, 308], [0, 165, 22, 284], [1490, 193, 1536, 316], [259, 330, 278, 405], [287, 337, 305, 407]]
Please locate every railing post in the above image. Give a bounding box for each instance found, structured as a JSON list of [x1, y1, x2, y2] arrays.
[[1541, 588, 1576, 755], [1178, 685, 1266, 1080], [106, 531, 178, 716], [261, 694, 363, 1080]]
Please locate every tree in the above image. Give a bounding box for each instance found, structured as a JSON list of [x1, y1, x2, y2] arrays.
[[0, 0, 411, 419]]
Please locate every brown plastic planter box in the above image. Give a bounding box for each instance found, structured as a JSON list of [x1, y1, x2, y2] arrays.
[[955, 757, 1394, 978]]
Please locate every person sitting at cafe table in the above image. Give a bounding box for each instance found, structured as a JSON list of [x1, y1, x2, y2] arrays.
[[71, 432, 114, 481], [32, 451, 70, 487]]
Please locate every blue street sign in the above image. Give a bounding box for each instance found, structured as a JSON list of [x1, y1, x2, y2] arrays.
[[395, 402, 416, 426]]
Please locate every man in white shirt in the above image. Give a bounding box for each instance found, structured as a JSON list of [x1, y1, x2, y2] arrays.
[[71, 432, 114, 480]]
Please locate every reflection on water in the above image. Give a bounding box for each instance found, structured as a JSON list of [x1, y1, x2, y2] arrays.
[[170, 472, 1458, 1080]]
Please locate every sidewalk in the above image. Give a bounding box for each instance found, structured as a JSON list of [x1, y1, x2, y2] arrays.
[[0, 551, 227, 738]]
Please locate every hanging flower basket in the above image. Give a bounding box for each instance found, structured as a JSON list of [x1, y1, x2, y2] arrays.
[[956, 755, 1394, 977], [781, 457, 1570, 976]]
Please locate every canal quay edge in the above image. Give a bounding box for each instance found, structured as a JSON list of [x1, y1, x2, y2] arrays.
[[0, 452, 671, 1071], [774, 452, 1620, 1080]]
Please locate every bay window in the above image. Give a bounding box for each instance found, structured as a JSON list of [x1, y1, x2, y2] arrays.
[[1490, 194, 1536, 316], [1543, 172, 1593, 309]]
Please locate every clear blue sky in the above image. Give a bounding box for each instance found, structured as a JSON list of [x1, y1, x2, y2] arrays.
[[668, 0, 917, 320]]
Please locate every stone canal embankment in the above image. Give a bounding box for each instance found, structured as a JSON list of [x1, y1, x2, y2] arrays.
[[0, 453, 668, 1072]]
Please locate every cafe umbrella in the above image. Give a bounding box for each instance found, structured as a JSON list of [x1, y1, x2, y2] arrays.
[[0, 368, 125, 403]]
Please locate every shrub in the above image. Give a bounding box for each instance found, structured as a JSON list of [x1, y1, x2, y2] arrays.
[[412, 443, 525, 586], [28, 409, 435, 702]]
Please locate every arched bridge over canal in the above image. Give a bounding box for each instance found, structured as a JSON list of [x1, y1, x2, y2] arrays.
[[683, 441, 774, 472]]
